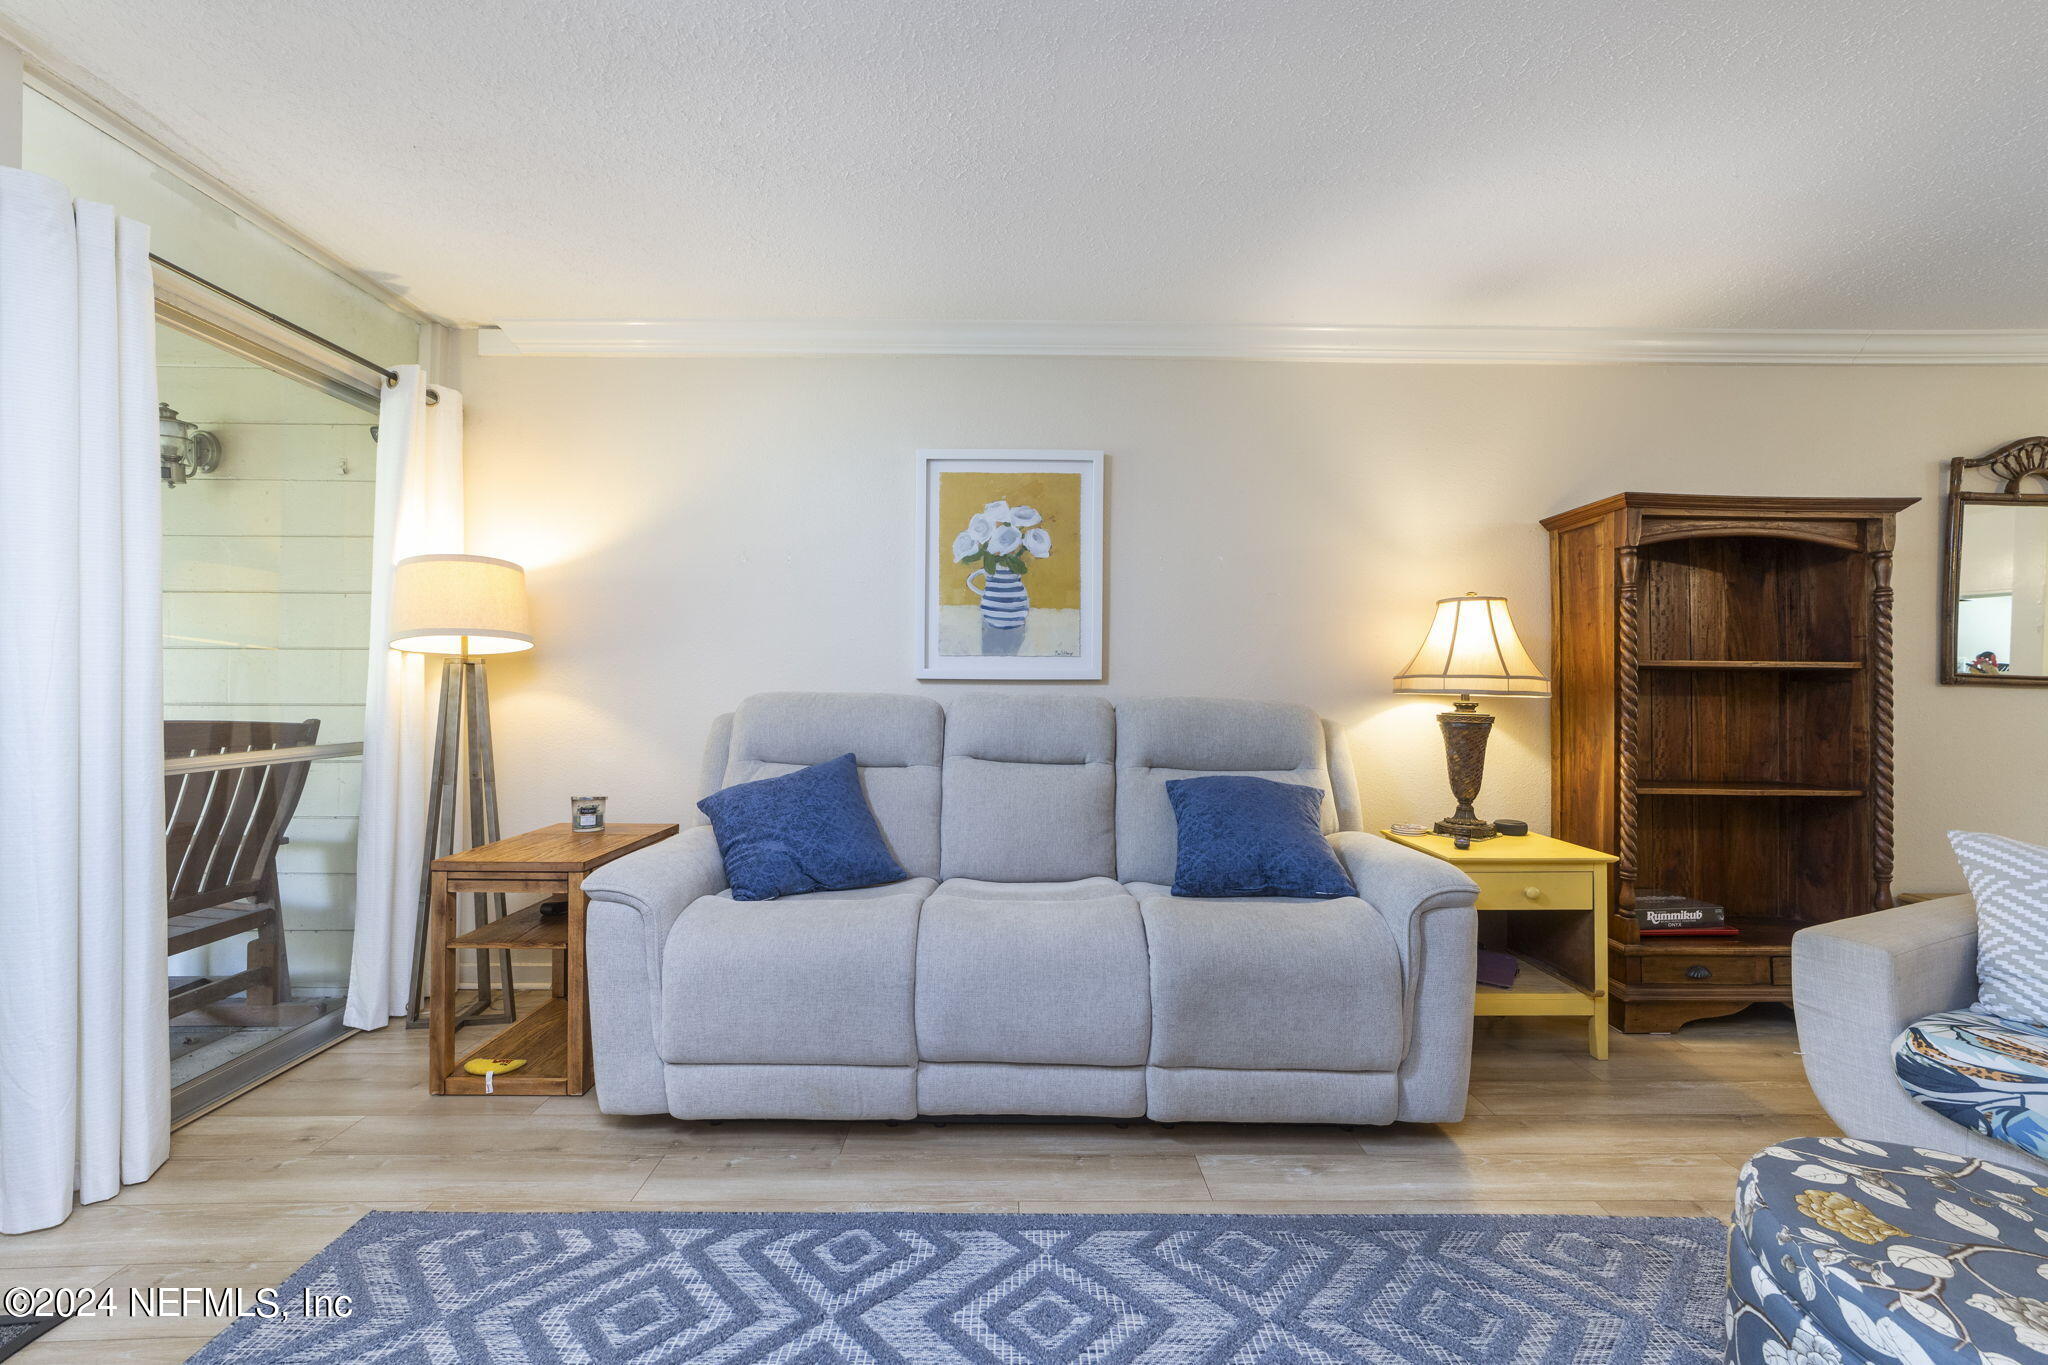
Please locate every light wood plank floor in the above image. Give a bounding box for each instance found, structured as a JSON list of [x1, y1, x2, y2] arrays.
[[11, 1005, 1835, 1362]]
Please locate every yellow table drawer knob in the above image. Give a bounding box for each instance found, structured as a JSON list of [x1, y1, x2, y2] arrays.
[[1522, 886, 1542, 901]]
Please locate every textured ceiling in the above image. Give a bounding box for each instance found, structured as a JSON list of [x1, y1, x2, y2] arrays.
[[9, 0, 2048, 330]]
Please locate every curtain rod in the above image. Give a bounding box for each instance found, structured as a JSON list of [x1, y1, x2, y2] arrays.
[[149, 254, 438, 404]]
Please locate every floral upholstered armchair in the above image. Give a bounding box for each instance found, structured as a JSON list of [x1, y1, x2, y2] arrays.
[[1793, 896, 2048, 1177]]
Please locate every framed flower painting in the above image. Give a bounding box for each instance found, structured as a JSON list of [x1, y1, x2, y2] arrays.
[[916, 450, 1104, 680]]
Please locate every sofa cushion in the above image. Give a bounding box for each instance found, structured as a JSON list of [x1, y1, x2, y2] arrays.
[[1115, 697, 1335, 886], [916, 878, 1149, 1066], [1894, 1008, 2048, 1160], [697, 753, 908, 900], [723, 692, 944, 879], [1164, 775, 1356, 899], [659, 878, 932, 1066], [940, 694, 1116, 882], [1140, 892, 1404, 1071], [1950, 830, 2048, 1027]]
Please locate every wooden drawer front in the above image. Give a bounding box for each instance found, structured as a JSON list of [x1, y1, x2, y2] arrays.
[[1771, 956, 1792, 986], [1639, 955, 1771, 986], [1470, 870, 1596, 911]]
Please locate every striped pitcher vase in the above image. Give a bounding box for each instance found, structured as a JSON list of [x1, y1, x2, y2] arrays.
[[967, 565, 1030, 630]]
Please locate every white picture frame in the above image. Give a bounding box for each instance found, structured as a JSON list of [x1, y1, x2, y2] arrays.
[[916, 449, 1104, 680]]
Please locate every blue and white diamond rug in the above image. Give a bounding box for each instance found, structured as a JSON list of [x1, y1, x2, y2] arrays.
[[189, 1210, 1724, 1364]]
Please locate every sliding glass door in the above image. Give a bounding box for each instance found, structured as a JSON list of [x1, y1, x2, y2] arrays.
[[159, 321, 379, 1119]]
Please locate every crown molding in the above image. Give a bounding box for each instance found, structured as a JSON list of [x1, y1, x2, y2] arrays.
[[478, 318, 2048, 364], [10, 46, 447, 330]]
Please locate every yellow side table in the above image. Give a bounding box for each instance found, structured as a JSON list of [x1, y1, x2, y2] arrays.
[[1382, 829, 1618, 1060]]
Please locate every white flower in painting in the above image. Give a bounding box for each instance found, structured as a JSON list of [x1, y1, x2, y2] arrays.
[[989, 524, 1023, 555], [968, 513, 996, 543], [1009, 505, 1042, 526], [982, 500, 1012, 523], [1762, 1322, 1844, 1365], [952, 530, 983, 562], [1023, 527, 1051, 558], [1968, 1294, 2048, 1354]]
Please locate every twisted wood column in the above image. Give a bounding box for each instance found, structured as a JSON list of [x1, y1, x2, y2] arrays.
[[1872, 550, 1896, 909], [1615, 545, 1642, 911]]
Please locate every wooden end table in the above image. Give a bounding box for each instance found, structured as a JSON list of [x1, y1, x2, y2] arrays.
[[1382, 829, 1618, 1060], [428, 822, 677, 1096]]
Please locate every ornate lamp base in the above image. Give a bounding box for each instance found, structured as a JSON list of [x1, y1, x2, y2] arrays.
[[1433, 697, 1499, 840]]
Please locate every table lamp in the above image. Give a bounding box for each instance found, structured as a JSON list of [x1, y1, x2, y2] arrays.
[[1393, 592, 1550, 840], [389, 553, 533, 1027]]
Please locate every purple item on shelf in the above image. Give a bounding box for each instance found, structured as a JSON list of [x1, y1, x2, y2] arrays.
[[1476, 949, 1521, 990]]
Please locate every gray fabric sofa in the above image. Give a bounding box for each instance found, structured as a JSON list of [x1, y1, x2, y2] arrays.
[[584, 691, 1480, 1125], [1792, 895, 2048, 1174]]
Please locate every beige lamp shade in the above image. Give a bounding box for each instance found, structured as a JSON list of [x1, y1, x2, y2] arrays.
[[389, 554, 533, 656], [1393, 592, 1550, 698]]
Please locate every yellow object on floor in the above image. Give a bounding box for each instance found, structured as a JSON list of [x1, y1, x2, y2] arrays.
[[462, 1057, 526, 1076], [462, 1056, 526, 1093]]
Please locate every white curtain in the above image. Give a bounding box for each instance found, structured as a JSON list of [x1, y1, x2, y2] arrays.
[[0, 169, 170, 1234], [345, 371, 464, 1028]]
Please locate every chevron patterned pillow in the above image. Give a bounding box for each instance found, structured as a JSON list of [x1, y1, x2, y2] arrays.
[[1951, 830, 2048, 1027]]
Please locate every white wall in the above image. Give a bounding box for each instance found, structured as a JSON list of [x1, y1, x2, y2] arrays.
[[160, 326, 376, 990], [458, 345, 2048, 895]]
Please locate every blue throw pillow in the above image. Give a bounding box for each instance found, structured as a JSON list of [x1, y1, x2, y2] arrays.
[[1164, 775, 1357, 899], [696, 753, 908, 901]]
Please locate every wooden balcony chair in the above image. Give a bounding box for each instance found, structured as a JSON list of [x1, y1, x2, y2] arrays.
[[162, 719, 321, 1021]]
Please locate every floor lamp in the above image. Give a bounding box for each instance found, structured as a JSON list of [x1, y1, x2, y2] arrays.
[[387, 553, 534, 1028]]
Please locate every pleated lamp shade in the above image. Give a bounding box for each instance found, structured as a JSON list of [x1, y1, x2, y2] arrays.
[[388, 554, 533, 656], [1393, 593, 1549, 698]]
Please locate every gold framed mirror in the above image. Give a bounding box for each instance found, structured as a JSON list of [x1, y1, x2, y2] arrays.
[[1942, 437, 2048, 687]]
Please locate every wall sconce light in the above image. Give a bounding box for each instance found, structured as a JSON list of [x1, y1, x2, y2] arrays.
[[159, 402, 221, 486]]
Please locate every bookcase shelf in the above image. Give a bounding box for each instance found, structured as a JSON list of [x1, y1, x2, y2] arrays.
[[1639, 660, 1864, 671], [1637, 782, 1865, 798], [1544, 493, 1915, 1033]]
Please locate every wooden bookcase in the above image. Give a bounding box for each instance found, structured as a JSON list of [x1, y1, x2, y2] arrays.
[[1542, 493, 1916, 1033]]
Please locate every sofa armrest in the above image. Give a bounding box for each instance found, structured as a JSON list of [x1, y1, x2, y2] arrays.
[[1329, 831, 1478, 1123], [1792, 896, 1980, 1146], [584, 824, 727, 976], [581, 825, 727, 1115], [1329, 831, 1479, 967]]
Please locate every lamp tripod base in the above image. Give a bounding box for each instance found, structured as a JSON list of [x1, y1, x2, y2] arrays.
[[1433, 697, 1499, 841], [404, 657, 515, 1029]]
